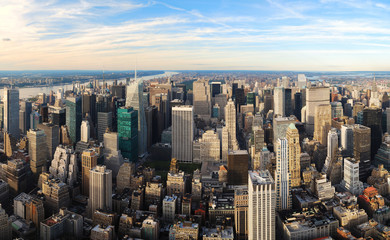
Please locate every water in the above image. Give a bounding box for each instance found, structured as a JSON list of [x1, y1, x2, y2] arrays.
[[0, 71, 179, 99]]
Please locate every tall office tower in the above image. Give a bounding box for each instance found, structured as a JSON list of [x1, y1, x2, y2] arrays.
[[275, 138, 291, 210], [306, 87, 330, 135], [285, 88, 292, 117], [193, 78, 211, 119], [30, 110, 41, 129], [89, 165, 112, 216], [274, 87, 285, 117], [235, 88, 246, 111], [82, 93, 97, 125], [341, 157, 364, 195], [6, 159, 30, 197], [294, 92, 302, 121], [282, 76, 289, 88], [145, 106, 158, 148], [27, 129, 49, 180], [286, 124, 301, 187], [0, 204, 11, 240], [363, 107, 382, 159], [210, 82, 221, 97], [112, 85, 126, 99], [80, 120, 90, 143], [227, 150, 249, 185], [172, 106, 194, 163], [314, 104, 332, 145], [341, 125, 354, 157], [97, 112, 112, 142], [38, 123, 60, 158], [331, 102, 344, 118], [234, 188, 248, 240], [251, 126, 264, 154], [213, 94, 228, 120], [111, 97, 126, 133], [51, 107, 66, 127], [353, 125, 371, 181], [103, 131, 124, 177], [198, 130, 220, 162], [19, 100, 32, 134], [117, 107, 138, 162], [323, 128, 339, 174], [297, 74, 307, 89], [225, 99, 239, 150], [0, 102, 4, 129], [126, 75, 147, 156], [40, 105, 49, 123], [4, 87, 20, 138], [66, 96, 82, 144], [248, 170, 275, 240], [96, 94, 112, 113], [81, 149, 98, 196], [273, 116, 296, 146]]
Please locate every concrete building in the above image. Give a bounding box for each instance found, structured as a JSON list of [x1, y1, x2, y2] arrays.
[[42, 178, 71, 216], [89, 165, 112, 216], [313, 104, 332, 145], [234, 188, 248, 240], [82, 149, 98, 196], [0, 204, 11, 240], [145, 182, 164, 206], [167, 158, 187, 198], [273, 116, 296, 146], [142, 215, 160, 240], [341, 125, 354, 157], [202, 226, 234, 240], [341, 157, 364, 195], [49, 146, 78, 186], [248, 170, 275, 240], [169, 221, 199, 240], [333, 206, 368, 230], [225, 99, 239, 151], [80, 120, 90, 142], [274, 87, 285, 117], [193, 78, 211, 119], [40, 208, 83, 240], [116, 161, 134, 193], [331, 101, 344, 118], [6, 159, 30, 197], [305, 87, 330, 135], [28, 129, 49, 180], [163, 195, 177, 223], [103, 131, 124, 177], [97, 112, 112, 142], [275, 138, 291, 210], [353, 124, 371, 181], [4, 87, 20, 138], [323, 128, 338, 175], [286, 124, 301, 187], [198, 130, 220, 162], [172, 105, 194, 163], [297, 74, 307, 89]]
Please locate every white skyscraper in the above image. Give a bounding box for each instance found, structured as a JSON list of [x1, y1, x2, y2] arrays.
[[80, 120, 90, 143], [4, 87, 20, 138], [323, 128, 339, 173], [172, 106, 194, 163], [126, 71, 147, 156], [341, 125, 354, 157], [275, 138, 291, 211], [88, 165, 112, 216], [248, 170, 275, 240], [225, 99, 239, 151], [297, 74, 307, 89], [341, 157, 364, 195], [274, 87, 285, 117]]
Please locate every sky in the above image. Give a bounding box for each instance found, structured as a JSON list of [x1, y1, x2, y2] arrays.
[[1, 0, 390, 71]]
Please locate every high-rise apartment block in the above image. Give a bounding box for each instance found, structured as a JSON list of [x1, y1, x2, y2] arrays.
[[305, 87, 330, 135], [341, 157, 364, 195], [172, 106, 194, 163], [286, 123, 301, 187], [193, 78, 211, 119], [82, 149, 98, 196], [89, 165, 112, 216], [275, 138, 291, 210], [248, 170, 275, 240], [314, 104, 332, 145]]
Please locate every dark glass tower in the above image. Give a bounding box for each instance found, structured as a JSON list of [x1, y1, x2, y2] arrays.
[[118, 107, 138, 161], [66, 96, 82, 144], [294, 92, 302, 121]]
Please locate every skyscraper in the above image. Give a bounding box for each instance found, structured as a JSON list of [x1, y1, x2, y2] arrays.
[[314, 104, 332, 145], [193, 78, 211, 119], [362, 107, 382, 159], [38, 123, 60, 159], [323, 128, 339, 174], [80, 120, 90, 143], [66, 96, 82, 144], [294, 92, 302, 121], [225, 99, 239, 150], [19, 100, 32, 134], [305, 87, 330, 135], [117, 107, 138, 162], [89, 165, 112, 216], [82, 149, 98, 197], [97, 112, 112, 142], [27, 129, 49, 180], [172, 105, 194, 163], [286, 123, 301, 187], [341, 125, 354, 157], [274, 87, 285, 117], [297, 74, 307, 89], [4, 87, 20, 138], [341, 157, 364, 195], [353, 124, 371, 181], [248, 170, 275, 240], [275, 138, 291, 210], [227, 150, 249, 185], [126, 74, 147, 156], [0, 204, 11, 240]]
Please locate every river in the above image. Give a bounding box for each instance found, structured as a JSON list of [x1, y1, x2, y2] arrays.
[[0, 71, 179, 99]]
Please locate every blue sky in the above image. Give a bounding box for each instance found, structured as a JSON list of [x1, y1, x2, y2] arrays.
[[1, 0, 390, 70]]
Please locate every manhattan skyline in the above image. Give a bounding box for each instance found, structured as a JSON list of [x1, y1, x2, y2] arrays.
[[2, 0, 390, 71]]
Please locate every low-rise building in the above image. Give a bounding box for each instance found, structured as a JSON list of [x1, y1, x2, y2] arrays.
[[169, 221, 199, 240]]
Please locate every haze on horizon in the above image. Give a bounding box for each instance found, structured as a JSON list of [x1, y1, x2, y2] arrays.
[[1, 0, 390, 71]]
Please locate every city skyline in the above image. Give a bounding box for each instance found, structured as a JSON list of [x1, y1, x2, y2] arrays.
[[2, 0, 390, 71]]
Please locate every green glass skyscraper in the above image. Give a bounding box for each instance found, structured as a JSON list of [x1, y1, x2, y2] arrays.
[[66, 96, 82, 144], [118, 107, 138, 161]]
